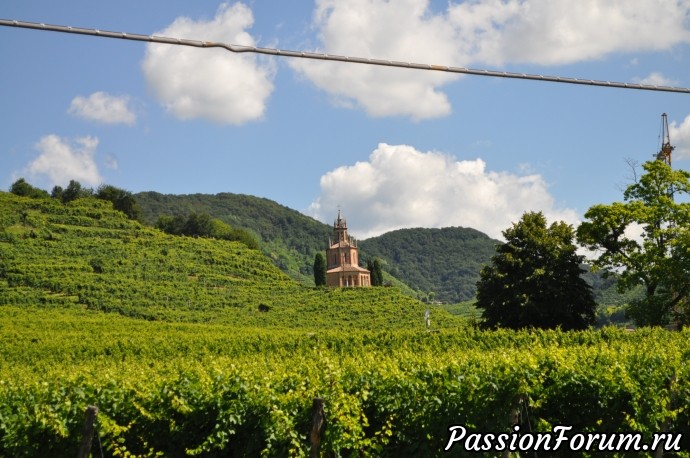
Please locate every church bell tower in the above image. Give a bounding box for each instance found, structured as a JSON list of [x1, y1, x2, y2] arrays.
[[326, 210, 371, 287]]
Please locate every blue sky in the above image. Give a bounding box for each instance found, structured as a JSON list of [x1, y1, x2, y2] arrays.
[[2, 0, 690, 240]]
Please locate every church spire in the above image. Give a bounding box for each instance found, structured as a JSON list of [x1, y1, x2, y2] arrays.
[[334, 209, 347, 229], [333, 209, 348, 243]]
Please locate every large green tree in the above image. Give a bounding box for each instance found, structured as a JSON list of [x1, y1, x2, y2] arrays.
[[9, 178, 49, 199], [476, 211, 596, 330], [61, 180, 93, 203], [96, 184, 141, 220], [577, 160, 690, 326]]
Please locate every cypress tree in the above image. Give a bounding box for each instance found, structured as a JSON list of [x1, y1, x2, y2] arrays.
[[368, 258, 384, 286], [314, 252, 327, 286]]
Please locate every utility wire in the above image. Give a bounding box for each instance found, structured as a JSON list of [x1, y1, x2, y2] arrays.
[[2, 18, 690, 95]]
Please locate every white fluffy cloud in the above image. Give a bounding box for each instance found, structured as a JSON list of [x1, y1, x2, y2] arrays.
[[68, 92, 136, 125], [26, 135, 103, 187], [670, 114, 690, 160], [292, 0, 690, 119], [457, 0, 690, 66], [308, 143, 579, 240], [634, 72, 679, 87], [291, 0, 463, 119], [141, 2, 275, 125]]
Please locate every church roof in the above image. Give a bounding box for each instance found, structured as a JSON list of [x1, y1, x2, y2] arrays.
[[327, 265, 370, 274], [329, 240, 354, 249]]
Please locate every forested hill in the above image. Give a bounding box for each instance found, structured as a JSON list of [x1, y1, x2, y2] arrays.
[[134, 192, 501, 302], [0, 191, 460, 328], [133, 192, 632, 309], [360, 227, 500, 303], [135, 191, 332, 284]]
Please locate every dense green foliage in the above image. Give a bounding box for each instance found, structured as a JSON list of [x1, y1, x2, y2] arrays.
[[582, 271, 642, 327], [9, 178, 49, 199], [134, 192, 633, 310], [1, 192, 689, 455], [11, 178, 140, 222], [578, 160, 690, 326], [56, 179, 94, 204], [135, 191, 333, 284], [476, 212, 596, 330], [156, 212, 260, 250], [360, 227, 499, 303], [366, 258, 384, 286], [134, 193, 501, 300], [95, 184, 141, 220], [0, 307, 688, 456], [0, 191, 455, 329], [583, 270, 644, 308]]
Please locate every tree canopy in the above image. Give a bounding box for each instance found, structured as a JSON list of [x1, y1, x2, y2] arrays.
[[476, 212, 596, 330], [60, 180, 93, 203], [156, 212, 259, 249], [577, 160, 690, 326], [136, 192, 332, 283], [96, 184, 141, 220], [10, 179, 139, 221], [360, 227, 498, 302], [9, 178, 49, 199]]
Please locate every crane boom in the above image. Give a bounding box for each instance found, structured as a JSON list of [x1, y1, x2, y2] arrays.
[[656, 113, 674, 167]]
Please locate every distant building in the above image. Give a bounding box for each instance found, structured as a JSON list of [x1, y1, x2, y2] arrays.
[[326, 211, 371, 287]]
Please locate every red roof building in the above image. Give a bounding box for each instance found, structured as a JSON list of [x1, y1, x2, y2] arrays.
[[326, 210, 371, 287]]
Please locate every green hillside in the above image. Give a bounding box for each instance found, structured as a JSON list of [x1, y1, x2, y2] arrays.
[[134, 192, 502, 302], [360, 227, 500, 303], [133, 192, 639, 315], [0, 192, 461, 329], [135, 191, 332, 284]]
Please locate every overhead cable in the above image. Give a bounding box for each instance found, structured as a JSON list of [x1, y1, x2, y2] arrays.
[[2, 18, 689, 95]]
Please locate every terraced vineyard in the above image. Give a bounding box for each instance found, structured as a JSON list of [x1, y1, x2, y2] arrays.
[[1, 192, 689, 456], [0, 192, 457, 329]]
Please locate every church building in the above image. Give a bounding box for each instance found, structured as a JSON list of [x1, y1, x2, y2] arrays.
[[326, 211, 371, 287]]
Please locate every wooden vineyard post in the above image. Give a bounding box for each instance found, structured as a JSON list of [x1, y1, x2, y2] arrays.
[[503, 402, 520, 458], [655, 375, 679, 458], [77, 405, 99, 458], [310, 398, 326, 458]]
